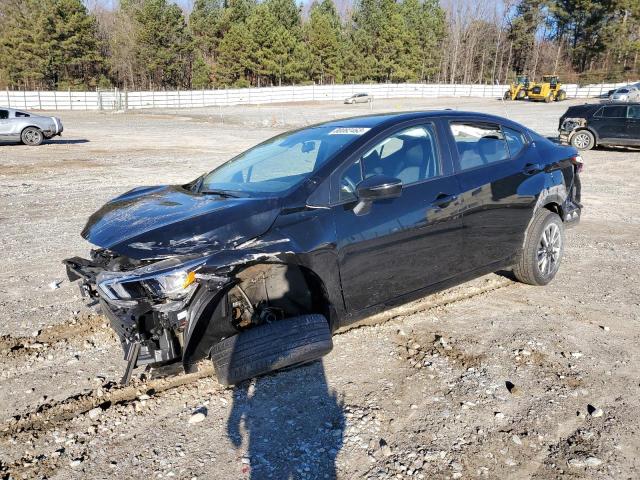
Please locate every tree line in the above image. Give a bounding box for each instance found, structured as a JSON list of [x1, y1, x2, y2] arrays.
[[0, 0, 638, 91]]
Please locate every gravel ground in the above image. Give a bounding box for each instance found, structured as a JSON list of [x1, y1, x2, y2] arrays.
[[0, 97, 639, 479]]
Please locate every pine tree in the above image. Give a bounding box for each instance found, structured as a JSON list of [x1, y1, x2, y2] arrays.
[[126, 0, 194, 89], [189, 0, 224, 62], [306, 0, 343, 84], [215, 22, 257, 86], [0, 0, 102, 89]]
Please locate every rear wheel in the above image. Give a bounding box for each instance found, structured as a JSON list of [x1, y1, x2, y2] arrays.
[[503, 91, 512, 100], [544, 93, 553, 103], [21, 127, 44, 146], [513, 209, 564, 286], [516, 89, 526, 100], [211, 314, 332, 386], [570, 130, 595, 150], [556, 90, 567, 101]]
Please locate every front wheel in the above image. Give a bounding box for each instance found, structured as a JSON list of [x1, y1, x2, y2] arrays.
[[211, 314, 332, 385], [21, 127, 44, 146], [513, 209, 564, 286], [556, 90, 567, 101], [571, 130, 595, 150], [503, 91, 512, 100]]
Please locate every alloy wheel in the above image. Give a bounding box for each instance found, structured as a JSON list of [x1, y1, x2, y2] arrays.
[[573, 132, 591, 149], [537, 223, 561, 277]]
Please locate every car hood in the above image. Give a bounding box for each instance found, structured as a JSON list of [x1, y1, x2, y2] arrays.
[[82, 185, 282, 259]]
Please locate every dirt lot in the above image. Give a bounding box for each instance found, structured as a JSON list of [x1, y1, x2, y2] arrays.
[[1, 97, 639, 479]]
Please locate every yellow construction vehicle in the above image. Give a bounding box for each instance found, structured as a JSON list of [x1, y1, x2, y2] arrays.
[[527, 75, 567, 102], [503, 75, 530, 100]]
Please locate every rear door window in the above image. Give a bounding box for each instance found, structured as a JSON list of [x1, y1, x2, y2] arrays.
[[450, 122, 510, 171], [15, 111, 30, 117], [599, 106, 627, 118]]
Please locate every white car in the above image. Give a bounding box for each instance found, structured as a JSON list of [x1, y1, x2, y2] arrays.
[[609, 85, 640, 103], [344, 93, 373, 104], [0, 107, 63, 145]]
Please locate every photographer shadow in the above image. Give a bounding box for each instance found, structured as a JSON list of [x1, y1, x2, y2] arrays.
[[226, 360, 344, 479]]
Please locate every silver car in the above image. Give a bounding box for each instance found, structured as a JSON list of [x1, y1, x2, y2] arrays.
[[344, 93, 373, 104], [0, 107, 63, 146], [609, 84, 640, 103]]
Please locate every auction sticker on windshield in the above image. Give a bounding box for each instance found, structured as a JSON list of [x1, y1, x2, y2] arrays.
[[329, 127, 371, 135]]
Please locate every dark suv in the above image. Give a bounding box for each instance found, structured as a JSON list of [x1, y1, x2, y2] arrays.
[[65, 111, 583, 386], [559, 102, 640, 150]]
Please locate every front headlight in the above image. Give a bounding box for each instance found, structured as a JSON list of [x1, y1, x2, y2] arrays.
[[96, 258, 205, 304]]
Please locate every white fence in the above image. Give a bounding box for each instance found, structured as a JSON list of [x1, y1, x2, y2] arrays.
[[0, 82, 632, 111]]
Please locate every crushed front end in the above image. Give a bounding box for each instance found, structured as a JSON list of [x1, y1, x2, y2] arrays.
[[558, 117, 587, 144], [64, 250, 229, 383]]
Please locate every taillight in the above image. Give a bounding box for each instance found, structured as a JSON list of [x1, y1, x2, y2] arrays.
[[571, 155, 583, 173]]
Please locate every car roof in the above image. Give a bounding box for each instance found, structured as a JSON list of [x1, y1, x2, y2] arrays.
[[0, 107, 31, 113], [316, 110, 520, 129]]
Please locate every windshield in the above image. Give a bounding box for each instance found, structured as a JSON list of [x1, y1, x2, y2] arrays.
[[199, 126, 366, 196]]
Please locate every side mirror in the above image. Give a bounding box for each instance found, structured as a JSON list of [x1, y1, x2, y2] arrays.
[[353, 175, 402, 215]]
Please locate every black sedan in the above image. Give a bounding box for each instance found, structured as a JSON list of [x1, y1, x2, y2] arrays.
[[65, 111, 583, 385]]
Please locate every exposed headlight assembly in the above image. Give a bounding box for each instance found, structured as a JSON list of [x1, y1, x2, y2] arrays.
[[96, 257, 206, 306]]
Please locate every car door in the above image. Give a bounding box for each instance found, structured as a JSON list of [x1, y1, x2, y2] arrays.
[[331, 121, 463, 312], [0, 109, 10, 139], [447, 119, 536, 272], [590, 105, 628, 143], [626, 105, 640, 145]]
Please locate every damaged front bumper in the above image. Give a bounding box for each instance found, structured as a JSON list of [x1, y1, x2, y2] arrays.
[[64, 250, 230, 383]]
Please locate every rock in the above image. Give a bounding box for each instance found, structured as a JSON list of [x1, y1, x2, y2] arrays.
[[511, 435, 522, 446], [494, 412, 505, 419], [568, 458, 585, 468], [585, 457, 603, 467], [88, 407, 102, 420], [69, 458, 83, 468], [505, 381, 523, 396], [49, 280, 62, 290], [600, 325, 610, 332], [188, 411, 207, 424], [379, 439, 393, 457], [570, 351, 583, 358], [587, 405, 604, 417]]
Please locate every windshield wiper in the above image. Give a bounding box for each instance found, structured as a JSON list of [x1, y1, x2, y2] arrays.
[[200, 189, 241, 198]]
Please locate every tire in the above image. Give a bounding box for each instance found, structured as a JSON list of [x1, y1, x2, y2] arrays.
[[556, 90, 567, 101], [544, 93, 552, 103], [516, 89, 526, 100], [21, 127, 44, 146], [513, 209, 565, 286], [211, 314, 332, 386], [570, 129, 595, 150], [503, 91, 511, 100]]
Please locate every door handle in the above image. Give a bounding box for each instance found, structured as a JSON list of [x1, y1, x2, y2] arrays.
[[523, 163, 542, 175], [432, 193, 458, 208]]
